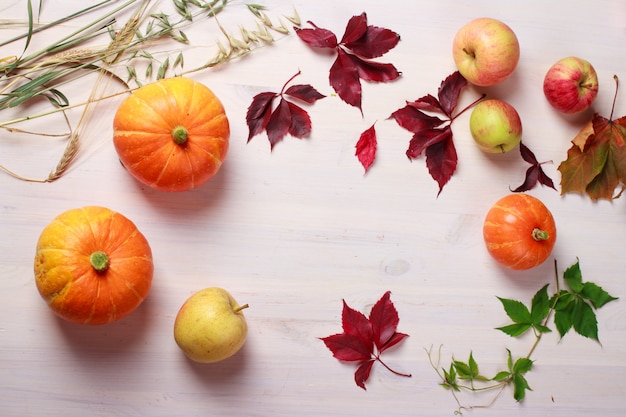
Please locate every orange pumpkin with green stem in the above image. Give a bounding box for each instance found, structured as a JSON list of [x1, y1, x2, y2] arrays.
[[34, 206, 154, 325], [113, 77, 230, 192], [483, 194, 556, 270]]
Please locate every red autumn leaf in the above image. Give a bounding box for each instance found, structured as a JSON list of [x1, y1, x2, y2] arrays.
[[295, 12, 401, 112], [558, 77, 626, 200], [284, 84, 326, 103], [355, 359, 375, 390], [510, 142, 556, 193], [355, 123, 377, 173], [320, 291, 411, 390], [246, 71, 325, 149], [391, 71, 484, 196]]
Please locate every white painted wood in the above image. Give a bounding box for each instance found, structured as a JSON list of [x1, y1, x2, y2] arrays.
[[1, 1, 625, 416]]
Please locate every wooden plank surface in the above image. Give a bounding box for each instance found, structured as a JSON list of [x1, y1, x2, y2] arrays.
[[1, 1, 625, 416]]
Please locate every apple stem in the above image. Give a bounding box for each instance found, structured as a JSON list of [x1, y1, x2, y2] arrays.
[[234, 304, 249, 313], [532, 228, 550, 242], [451, 93, 486, 121]]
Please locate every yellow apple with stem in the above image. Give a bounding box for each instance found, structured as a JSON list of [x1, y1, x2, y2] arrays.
[[174, 287, 249, 363], [469, 99, 522, 153]]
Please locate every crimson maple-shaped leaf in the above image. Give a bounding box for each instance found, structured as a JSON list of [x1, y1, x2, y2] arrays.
[[355, 123, 377, 173], [295, 12, 400, 113], [320, 291, 410, 390], [510, 142, 556, 193], [390, 71, 482, 196], [246, 71, 325, 149]]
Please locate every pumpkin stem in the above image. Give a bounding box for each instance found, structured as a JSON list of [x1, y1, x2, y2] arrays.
[[172, 125, 188, 145], [90, 251, 110, 272], [532, 228, 550, 241]]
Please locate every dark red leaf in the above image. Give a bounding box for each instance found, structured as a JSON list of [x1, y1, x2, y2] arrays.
[[511, 142, 556, 192], [320, 333, 372, 362], [369, 291, 399, 350], [246, 91, 276, 141], [407, 94, 445, 114], [390, 104, 444, 134], [294, 22, 338, 48], [437, 71, 468, 117], [354, 359, 375, 390], [379, 332, 409, 353], [406, 127, 450, 159], [347, 53, 401, 83], [341, 299, 373, 349], [344, 24, 400, 59], [355, 123, 377, 173], [340, 13, 367, 44], [284, 84, 326, 103], [286, 101, 312, 138], [329, 48, 362, 111], [321, 292, 410, 389], [425, 130, 457, 196], [266, 98, 291, 148], [519, 141, 540, 164]]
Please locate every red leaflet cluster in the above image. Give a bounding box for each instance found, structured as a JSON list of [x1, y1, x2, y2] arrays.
[[511, 142, 556, 192], [246, 70, 325, 149], [320, 291, 410, 390], [295, 12, 401, 113], [390, 71, 477, 195]]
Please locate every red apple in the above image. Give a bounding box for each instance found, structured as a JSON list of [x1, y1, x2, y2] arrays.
[[543, 56, 598, 114], [452, 17, 520, 87]]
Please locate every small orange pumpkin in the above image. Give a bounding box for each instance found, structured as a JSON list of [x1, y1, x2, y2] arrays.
[[483, 194, 556, 270], [113, 77, 230, 192], [34, 206, 154, 325]]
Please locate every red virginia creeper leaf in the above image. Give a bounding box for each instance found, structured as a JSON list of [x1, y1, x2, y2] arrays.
[[510, 142, 556, 192], [424, 128, 457, 196], [347, 53, 401, 83], [330, 48, 362, 111], [286, 101, 312, 138], [297, 13, 401, 112], [246, 91, 276, 141], [320, 333, 372, 362], [340, 12, 367, 44], [284, 84, 326, 103], [437, 71, 468, 117], [369, 291, 400, 350], [390, 104, 445, 134], [265, 97, 291, 148], [380, 332, 409, 353], [321, 292, 410, 389], [247, 72, 325, 148], [344, 24, 400, 58], [391, 71, 479, 196], [294, 22, 338, 48], [341, 299, 374, 349], [355, 123, 377, 173], [355, 359, 375, 390]]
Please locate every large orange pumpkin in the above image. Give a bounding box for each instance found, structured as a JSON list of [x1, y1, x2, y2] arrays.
[[113, 77, 230, 192], [483, 194, 556, 270], [34, 206, 154, 325]]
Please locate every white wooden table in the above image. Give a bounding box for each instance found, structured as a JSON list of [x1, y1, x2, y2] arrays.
[[1, 1, 625, 416]]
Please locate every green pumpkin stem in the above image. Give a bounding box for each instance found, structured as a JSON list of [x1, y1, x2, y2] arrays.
[[172, 125, 188, 145], [532, 228, 550, 241], [90, 251, 110, 272]]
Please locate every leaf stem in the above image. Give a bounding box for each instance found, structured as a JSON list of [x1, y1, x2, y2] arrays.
[[375, 354, 411, 378], [450, 93, 486, 122]]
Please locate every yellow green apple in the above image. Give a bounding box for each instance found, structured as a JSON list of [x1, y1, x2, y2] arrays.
[[469, 99, 522, 153], [452, 17, 520, 87], [173, 287, 248, 363]]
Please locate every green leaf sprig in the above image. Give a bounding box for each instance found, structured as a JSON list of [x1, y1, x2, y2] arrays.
[[427, 258, 618, 414]]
